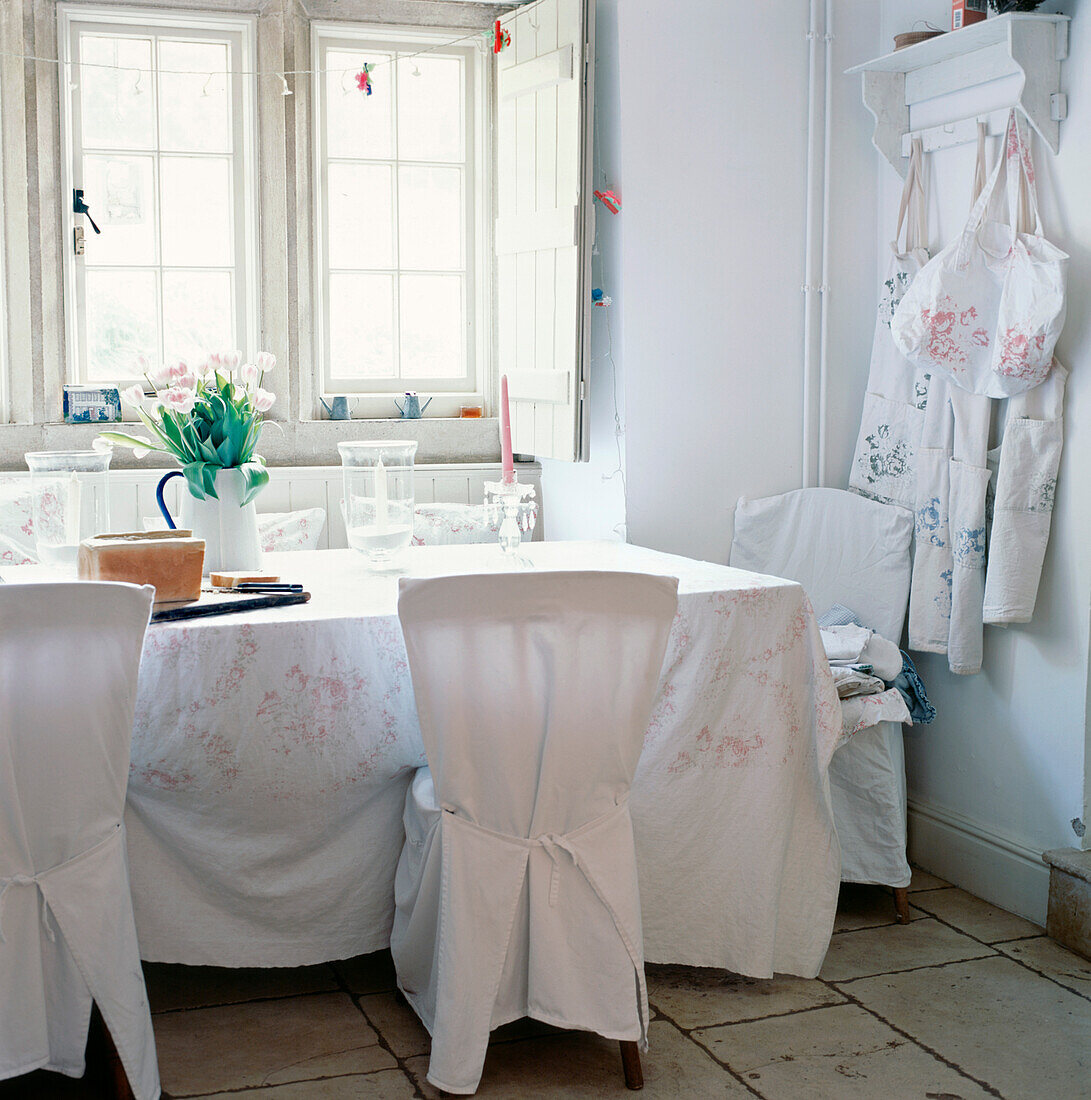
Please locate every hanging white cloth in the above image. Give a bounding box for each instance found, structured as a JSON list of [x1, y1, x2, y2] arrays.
[[984, 360, 1067, 623], [0, 582, 159, 1100], [391, 571, 678, 1095], [850, 138, 933, 508]]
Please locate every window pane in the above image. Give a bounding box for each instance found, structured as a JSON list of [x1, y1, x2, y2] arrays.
[[158, 40, 231, 153], [85, 269, 158, 380], [161, 157, 233, 267], [79, 36, 155, 150], [82, 154, 157, 265], [397, 55, 462, 162], [399, 275, 462, 379], [398, 166, 462, 270], [325, 50, 393, 160], [329, 273, 394, 378], [163, 270, 234, 364], [328, 163, 393, 270]]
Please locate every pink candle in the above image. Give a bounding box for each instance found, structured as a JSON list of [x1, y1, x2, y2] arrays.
[[500, 374, 514, 484]]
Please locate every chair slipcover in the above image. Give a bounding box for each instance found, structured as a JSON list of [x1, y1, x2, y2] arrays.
[[730, 488, 914, 889], [392, 571, 678, 1095], [0, 582, 159, 1099]]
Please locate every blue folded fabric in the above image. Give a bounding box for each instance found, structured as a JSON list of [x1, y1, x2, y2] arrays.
[[893, 651, 936, 724], [817, 603, 861, 629]]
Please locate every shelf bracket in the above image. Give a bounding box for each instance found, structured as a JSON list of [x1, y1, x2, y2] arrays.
[[848, 14, 1069, 177]]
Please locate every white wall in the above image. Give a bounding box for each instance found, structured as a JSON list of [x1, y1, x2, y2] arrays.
[[873, 0, 1091, 923], [616, 0, 880, 563]]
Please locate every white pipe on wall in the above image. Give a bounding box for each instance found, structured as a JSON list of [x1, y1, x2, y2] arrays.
[[801, 0, 821, 488], [818, 0, 833, 487]]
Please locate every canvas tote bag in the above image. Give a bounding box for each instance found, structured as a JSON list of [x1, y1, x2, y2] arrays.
[[891, 110, 1067, 398], [849, 139, 932, 508]]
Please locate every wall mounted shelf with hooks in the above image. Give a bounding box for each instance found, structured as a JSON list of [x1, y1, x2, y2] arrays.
[[846, 12, 1069, 177]]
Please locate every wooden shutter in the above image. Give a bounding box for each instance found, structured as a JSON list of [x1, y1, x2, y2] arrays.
[[496, 0, 594, 461]]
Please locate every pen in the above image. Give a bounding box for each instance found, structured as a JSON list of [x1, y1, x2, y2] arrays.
[[234, 583, 304, 593]]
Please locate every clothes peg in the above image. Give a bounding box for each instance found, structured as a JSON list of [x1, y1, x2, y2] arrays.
[[594, 189, 621, 214], [493, 20, 511, 54], [356, 64, 373, 95]]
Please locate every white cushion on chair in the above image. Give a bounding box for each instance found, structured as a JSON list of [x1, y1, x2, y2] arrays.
[[412, 503, 499, 546], [0, 478, 41, 565], [392, 571, 678, 1095], [257, 508, 326, 552], [0, 582, 159, 1098]]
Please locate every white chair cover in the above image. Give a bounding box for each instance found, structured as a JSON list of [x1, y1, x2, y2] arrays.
[[0, 582, 159, 1099], [392, 571, 678, 1095], [730, 489, 914, 889]]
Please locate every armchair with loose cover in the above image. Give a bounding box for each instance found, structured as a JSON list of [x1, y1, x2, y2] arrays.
[[0, 582, 160, 1099], [730, 488, 915, 920], [392, 571, 679, 1095]]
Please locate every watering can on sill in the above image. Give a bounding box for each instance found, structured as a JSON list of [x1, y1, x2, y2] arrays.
[[395, 392, 432, 419], [320, 396, 359, 420]]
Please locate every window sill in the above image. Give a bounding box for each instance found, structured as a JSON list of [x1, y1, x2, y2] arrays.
[[0, 416, 502, 471]]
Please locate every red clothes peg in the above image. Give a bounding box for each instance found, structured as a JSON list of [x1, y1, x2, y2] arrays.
[[493, 19, 511, 54]]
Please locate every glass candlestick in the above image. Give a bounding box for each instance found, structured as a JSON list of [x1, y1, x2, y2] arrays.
[[484, 475, 537, 559]]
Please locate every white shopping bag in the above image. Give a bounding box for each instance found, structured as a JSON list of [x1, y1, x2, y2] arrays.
[[850, 140, 932, 509], [891, 111, 1067, 398]]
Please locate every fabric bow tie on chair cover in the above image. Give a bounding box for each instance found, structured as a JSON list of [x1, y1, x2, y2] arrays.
[[392, 570, 679, 1095]]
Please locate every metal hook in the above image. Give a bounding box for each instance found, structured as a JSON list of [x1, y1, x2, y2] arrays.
[[201, 72, 213, 97], [280, 73, 293, 97]]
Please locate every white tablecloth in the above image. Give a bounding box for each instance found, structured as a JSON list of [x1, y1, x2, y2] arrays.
[[3, 542, 843, 978]]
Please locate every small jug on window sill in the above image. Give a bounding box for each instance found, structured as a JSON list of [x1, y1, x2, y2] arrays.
[[320, 396, 358, 420], [395, 392, 432, 419]]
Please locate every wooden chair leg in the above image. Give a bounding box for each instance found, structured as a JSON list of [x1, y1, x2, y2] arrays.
[[619, 1040, 644, 1090], [893, 886, 911, 925], [86, 1003, 136, 1100]]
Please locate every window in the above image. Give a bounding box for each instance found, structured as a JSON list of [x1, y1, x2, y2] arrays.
[[60, 7, 258, 384], [313, 24, 488, 411]]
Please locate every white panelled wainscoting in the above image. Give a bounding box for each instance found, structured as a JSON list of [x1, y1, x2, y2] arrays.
[[2, 463, 543, 550]]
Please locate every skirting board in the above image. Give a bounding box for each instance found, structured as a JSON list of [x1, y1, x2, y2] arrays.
[[908, 797, 1049, 926]]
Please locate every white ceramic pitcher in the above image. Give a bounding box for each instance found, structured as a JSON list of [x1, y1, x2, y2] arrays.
[[156, 467, 262, 573]]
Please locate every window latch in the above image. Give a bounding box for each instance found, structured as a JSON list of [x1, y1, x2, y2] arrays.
[[72, 189, 101, 234]]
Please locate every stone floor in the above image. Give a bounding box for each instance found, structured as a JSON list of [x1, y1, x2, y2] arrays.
[[4, 869, 1090, 1099]]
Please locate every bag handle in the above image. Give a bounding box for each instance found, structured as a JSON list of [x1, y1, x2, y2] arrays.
[[894, 138, 926, 254], [1004, 110, 1043, 237], [971, 120, 988, 206]]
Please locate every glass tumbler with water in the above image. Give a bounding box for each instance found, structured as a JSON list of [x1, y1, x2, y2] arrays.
[[338, 440, 417, 567]]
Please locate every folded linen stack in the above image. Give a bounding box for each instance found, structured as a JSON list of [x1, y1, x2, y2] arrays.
[[816, 607, 935, 737]]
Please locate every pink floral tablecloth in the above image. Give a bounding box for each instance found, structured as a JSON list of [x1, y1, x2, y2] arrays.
[[4, 542, 843, 977]]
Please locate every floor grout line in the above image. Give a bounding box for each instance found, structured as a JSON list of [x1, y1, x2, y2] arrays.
[[645, 1008, 768, 1099], [331, 966, 428, 1100], [899, 906, 1091, 1005], [650, 993, 848, 1033], [819, 977, 1012, 1100]]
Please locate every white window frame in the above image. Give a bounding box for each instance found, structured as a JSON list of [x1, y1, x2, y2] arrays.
[[58, 4, 260, 388], [312, 21, 492, 419]]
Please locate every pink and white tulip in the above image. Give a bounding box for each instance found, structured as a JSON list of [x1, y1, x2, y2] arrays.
[[161, 385, 197, 416], [253, 388, 276, 413], [120, 384, 147, 409]]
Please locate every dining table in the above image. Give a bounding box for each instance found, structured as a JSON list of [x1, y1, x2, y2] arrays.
[[2, 540, 844, 979]]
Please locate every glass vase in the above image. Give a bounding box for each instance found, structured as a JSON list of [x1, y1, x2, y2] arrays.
[[338, 440, 417, 568], [25, 450, 112, 567]]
